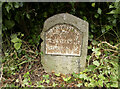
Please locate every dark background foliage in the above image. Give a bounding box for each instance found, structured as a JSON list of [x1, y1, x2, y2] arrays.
[[2, 2, 120, 51]]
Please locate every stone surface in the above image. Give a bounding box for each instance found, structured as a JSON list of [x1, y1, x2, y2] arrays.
[[41, 13, 89, 74]]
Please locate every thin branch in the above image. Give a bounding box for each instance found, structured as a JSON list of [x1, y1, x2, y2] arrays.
[[103, 49, 118, 53], [98, 41, 118, 49]]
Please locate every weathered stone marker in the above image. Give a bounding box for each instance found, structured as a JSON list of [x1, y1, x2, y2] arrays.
[[41, 13, 88, 74]]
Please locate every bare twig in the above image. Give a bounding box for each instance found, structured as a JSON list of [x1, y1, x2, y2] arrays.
[[115, 43, 120, 47], [98, 41, 118, 49], [21, 49, 35, 54], [19, 74, 22, 86], [103, 49, 118, 53]]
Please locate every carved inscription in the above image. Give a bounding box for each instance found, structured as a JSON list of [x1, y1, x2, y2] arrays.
[[45, 24, 82, 56]]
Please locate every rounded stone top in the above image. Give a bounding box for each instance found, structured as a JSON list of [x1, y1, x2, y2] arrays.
[[43, 13, 89, 32]]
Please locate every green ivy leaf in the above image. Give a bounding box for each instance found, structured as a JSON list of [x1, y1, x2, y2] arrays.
[[14, 43, 22, 50], [79, 74, 87, 79], [92, 47, 97, 52], [23, 78, 28, 85], [23, 72, 30, 78], [88, 65, 96, 71], [67, 76, 71, 81], [63, 76, 71, 81], [72, 72, 79, 78], [88, 45, 92, 49], [77, 83, 82, 87], [14, 2, 20, 8], [92, 3, 95, 7], [55, 73, 60, 77], [11, 37, 22, 43], [98, 80, 103, 87], [26, 71, 30, 75], [21, 34, 24, 37], [63, 77, 68, 82], [88, 82, 94, 87], [18, 32, 21, 36], [43, 74, 49, 79], [109, 5, 114, 8], [97, 8, 102, 14], [92, 40, 98, 45], [43, 12, 47, 18], [110, 82, 118, 87], [93, 61, 100, 66], [94, 14, 99, 18], [98, 74, 105, 80], [96, 51, 101, 57], [52, 82, 58, 87], [46, 80, 50, 84], [92, 47, 101, 57], [83, 16, 87, 21], [5, 19, 15, 29], [5, 4, 11, 13], [8, 2, 13, 8], [107, 10, 116, 14], [26, 13, 30, 19]]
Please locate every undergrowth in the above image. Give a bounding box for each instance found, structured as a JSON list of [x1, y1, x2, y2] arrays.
[[0, 38, 119, 88]]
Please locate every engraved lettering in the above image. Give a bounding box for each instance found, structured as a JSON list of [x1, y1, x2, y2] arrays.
[[45, 24, 82, 56]]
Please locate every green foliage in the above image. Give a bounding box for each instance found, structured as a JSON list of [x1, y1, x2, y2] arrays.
[[91, 3, 95, 7], [52, 82, 58, 87], [11, 32, 23, 50], [22, 71, 31, 87], [97, 8, 102, 15], [107, 1, 120, 14], [92, 47, 101, 58], [62, 76, 71, 82], [77, 83, 82, 87], [43, 74, 49, 79], [55, 73, 60, 77], [85, 41, 119, 87], [93, 60, 100, 66], [4, 19, 15, 29], [2, 41, 119, 87], [5, 83, 18, 87], [1, 2, 119, 88], [2, 2, 120, 50]]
